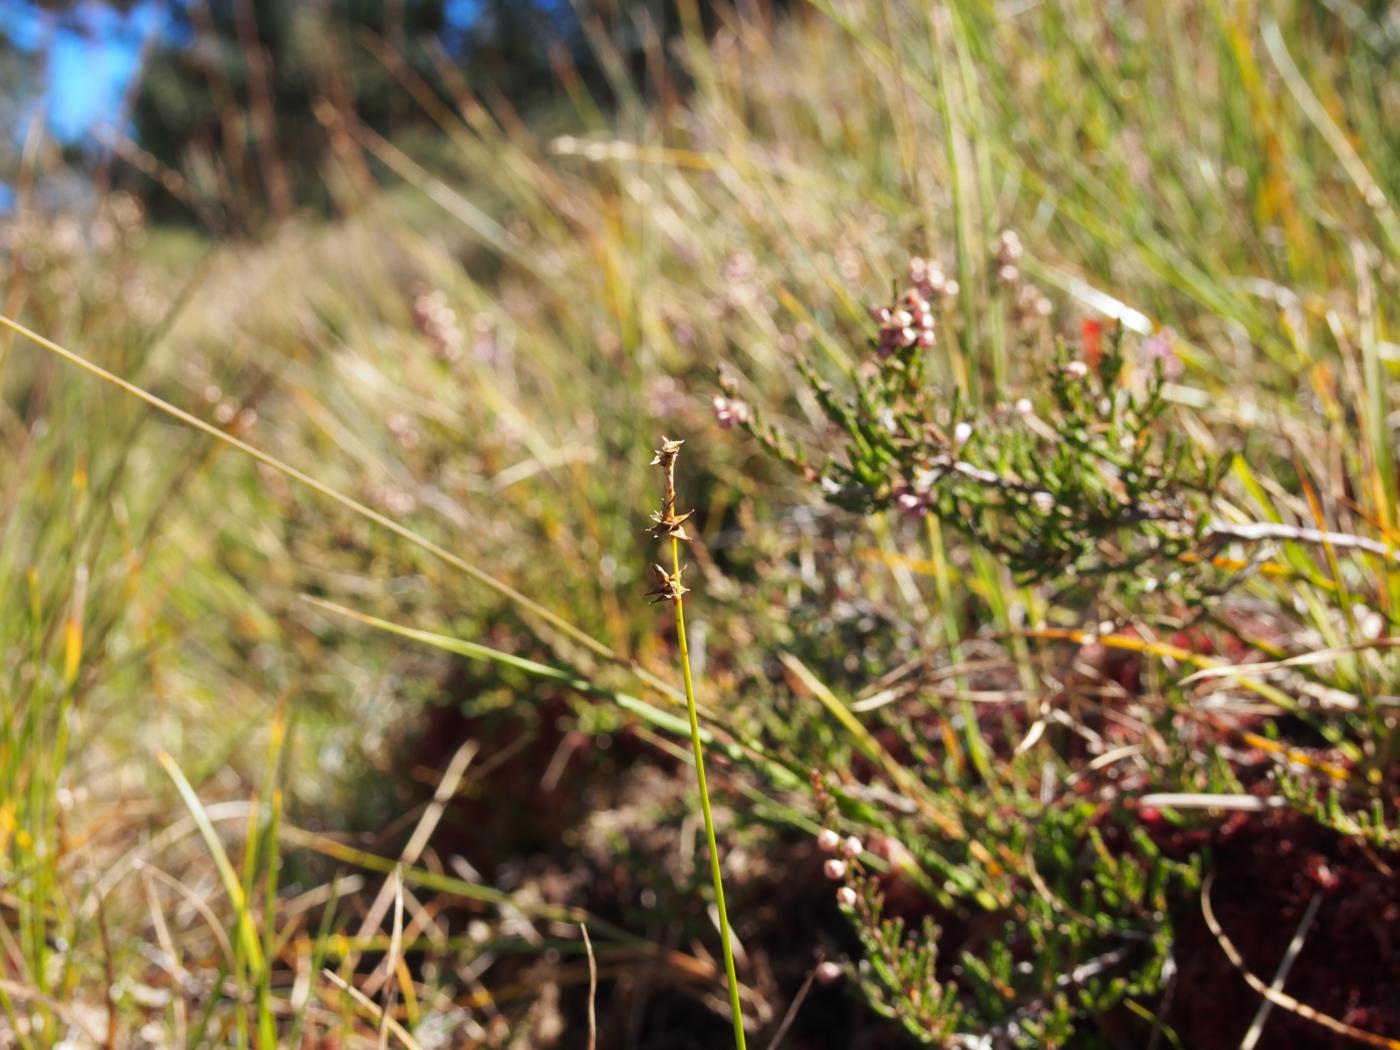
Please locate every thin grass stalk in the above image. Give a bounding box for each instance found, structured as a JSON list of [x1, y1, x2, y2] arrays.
[[650, 438, 746, 1050], [671, 534, 746, 1049]]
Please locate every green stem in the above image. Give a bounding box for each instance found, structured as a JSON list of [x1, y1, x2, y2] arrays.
[[670, 534, 747, 1050]]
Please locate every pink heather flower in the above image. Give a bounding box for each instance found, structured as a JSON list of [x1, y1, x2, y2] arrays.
[[873, 287, 936, 359], [953, 422, 972, 450], [817, 828, 841, 853], [841, 835, 863, 859], [909, 256, 948, 297], [815, 960, 844, 984], [835, 886, 857, 908], [823, 858, 848, 881], [412, 290, 465, 361], [1063, 360, 1090, 380], [895, 490, 928, 518], [1142, 331, 1182, 378], [712, 396, 750, 429]]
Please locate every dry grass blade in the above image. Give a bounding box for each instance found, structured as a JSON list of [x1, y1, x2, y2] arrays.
[[1239, 890, 1324, 1050], [86, 800, 255, 919], [322, 968, 425, 1050], [355, 741, 477, 998], [582, 923, 598, 1050], [1137, 794, 1284, 813], [765, 965, 818, 1050], [377, 867, 405, 1050], [1201, 872, 1400, 1049], [1181, 638, 1399, 684], [136, 862, 237, 974]]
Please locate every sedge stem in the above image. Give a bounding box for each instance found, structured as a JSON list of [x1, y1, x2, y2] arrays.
[[670, 533, 747, 1050]]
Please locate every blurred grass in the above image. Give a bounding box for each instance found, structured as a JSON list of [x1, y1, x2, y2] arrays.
[[1, 0, 1397, 1044]]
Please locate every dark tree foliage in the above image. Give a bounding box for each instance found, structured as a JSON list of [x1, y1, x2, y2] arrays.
[[130, 0, 461, 227], [123, 0, 797, 229]]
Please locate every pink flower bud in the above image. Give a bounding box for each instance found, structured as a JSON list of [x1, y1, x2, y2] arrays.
[[817, 828, 841, 853], [841, 835, 863, 859], [836, 886, 857, 907], [815, 960, 844, 984], [823, 858, 848, 880], [895, 491, 927, 518], [712, 396, 750, 429]]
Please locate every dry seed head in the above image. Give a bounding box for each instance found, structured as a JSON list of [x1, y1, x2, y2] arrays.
[[649, 507, 693, 541], [650, 436, 693, 540], [647, 562, 690, 604], [651, 436, 684, 470]]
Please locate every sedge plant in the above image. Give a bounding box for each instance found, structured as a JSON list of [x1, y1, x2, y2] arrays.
[[648, 437, 747, 1050]]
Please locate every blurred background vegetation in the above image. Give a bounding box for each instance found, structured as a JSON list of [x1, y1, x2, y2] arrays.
[[0, 0, 1397, 1047]]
